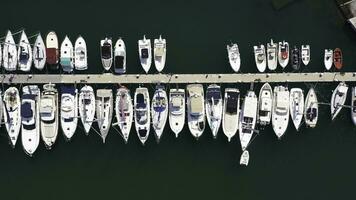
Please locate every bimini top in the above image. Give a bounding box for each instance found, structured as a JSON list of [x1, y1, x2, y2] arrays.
[[102, 43, 112, 59], [136, 94, 146, 109], [21, 101, 33, 118], [61, 86, 75, 95]]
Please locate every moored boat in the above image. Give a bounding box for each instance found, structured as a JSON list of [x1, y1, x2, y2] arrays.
[[154, 35, 167, 72], [278, 41, 289, 68], [138, 35, 152, 73], [222, 88, 240, 142], [253, 44, 266, 72], [291, 46, 301, 70], [257, 83, 272, 126], [79, 85, 95, 135], [169, 88, 185, 137], [289, 88, 304, 131], [17, 30, 32, 72], [60, 85, 78, 140], [239, 90, 258, 151], [351, 87, 356, 126], [33, 33, 47, 70], [60, 36, 74, 73], [301, 45, 310, 66], [333, 48, 343, 70], [96, 89, 113, 143], [46, 31, 59, 69], [100, 37, 113, 71], [227, 43, 241, 72], [205, 84, 222, 138], [3, 87, 21, 148], [151, 85, 168, 142], [324, 49, 333, 70], [3, 30, 18, 71], [331, 82, 348, 120], [267, 39, 278, 70], [272, 86, 289, 139], [74, 36, 87, 70], [134, 87, 150, 145], [114, 38, 126, 74], [187, 84, 205, 139], [304, 88, 318, 128], [115, 86, 133, 143]]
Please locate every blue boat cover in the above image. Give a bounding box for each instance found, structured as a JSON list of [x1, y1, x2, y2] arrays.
[[136, 94, 146, 109], [21, 102, 33, 118], [61, 86, 75, 95], [60, 57, 71, 66]]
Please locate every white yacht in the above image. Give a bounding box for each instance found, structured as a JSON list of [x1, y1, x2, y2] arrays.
[[96, 89, 113, 143], [21, 85, 40, 156], [301, 45, 310, 66], [100, 37, 113, 71], [267, 39, 278, 71], [151, 85, 168, 142], [60, 85, 78, 141], [79, 85, 95, 135], [60, 36, 74, 73], [40, 83, 58, 149], [169, 88, 185, 137], [304, 88, 318, 128], [46, 31, 59, 68], [17, 31, 32, 72], [115, 86, 133, 143], [187, 84, 205, 139], [3, 30, 18, 71], [324, 49, 333, 70], [239, 91, 258, 151], [222, 88, 240, 142], [289, 88, 304, 131], [331, 82, 348, 120], [227, 43, 241, 72], [74, 36, 87, 70], [3, 87, 21, 148], [205, 84, 222, 139], [0, 90, 3, 127], [253, 45, 266, 72], [278, 41, 289, 68], [272, 86, 289, 139], [154, 35, 166, 72], [258, 83, 272, 126], [134, 87, 150, 145], [114, 38, 126, 74], [351, 87, 356, 126], [138, 35, 152, 73], [33, 33, 47, 70]]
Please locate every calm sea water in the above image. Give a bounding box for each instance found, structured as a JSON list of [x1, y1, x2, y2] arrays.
[[0, 0, 356, 199]]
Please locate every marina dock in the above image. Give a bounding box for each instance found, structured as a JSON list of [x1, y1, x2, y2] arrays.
[[2, 72, 356, 84]]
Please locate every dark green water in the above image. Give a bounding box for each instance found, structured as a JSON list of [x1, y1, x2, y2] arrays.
[[1, 0, 356, 199]]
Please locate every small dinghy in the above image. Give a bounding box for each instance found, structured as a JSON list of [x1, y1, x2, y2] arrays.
[[96, 89, 113, 143], [333, 48, 343, 70], [134, 87, 150, 145], [351, 87, 356, 126], [60, 85, 78, 140], [291, 46, 301, 70], [301, 45, 310, 66], [3, 30, 18, 71], [324, 49, 333, 70], [115, 86, 133, 143], [253, 45, 266, 72], [60, 36, 74, 73], [40, 83, 58, 149], [138, 35, 152, 73], [17, 31, 32, 72], [258, 83, 272, 126], [222, 88, 240, 142], [114, 38, 126, 74], [331, 82, 348, 120], [205, 84, 222, 139], [3, 87, 21, 147], [227, 43, 241, 72], [79, 85, 95, 135], [239, 90, 258, 151], [33, 33, 47, 70], [289, 88, 304, 131], [74, 36, 87, 70], [21, 85, 40, 156], [272, 86, 289, 139], [151, 85, 168, 142], [240, 150, 249, 166], [267, 39, 278, 70], [100, 37, 113, 71], [187, 84, 205, 139], [278, 41, 289, 68], [154, 35, 167, 72], [304, 88, 318, 128], [169, 88, 185, 137], [46, 31, 59, 69]]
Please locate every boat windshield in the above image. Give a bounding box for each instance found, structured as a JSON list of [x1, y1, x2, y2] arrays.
[[101, 43, 111, 59], [306, 108, 317, 120], [206, 89, 221, 105], [226, 92, 238, 114], [141, 48, 149, 59], [115, 55, 124, 68], [21, 101, 33, 119], [136, 94, 146, 109]]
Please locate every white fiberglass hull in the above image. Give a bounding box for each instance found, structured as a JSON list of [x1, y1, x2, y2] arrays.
[[138, 36, 152, 73], [289, 88, 304, 131], [33, 34, 47, 70], [272, 86, 290, 139], [3, 87, 21, 147], [60, 87, 78, 140], [79, 85, 96, 134], [3, 30, 18, 71], [134, 87, 150, 145], [205, 84, 222, 138], [304, 88, 318, 128], [151, 86, 168, 142], [96, 89, 113, 143], [154, 36, 166, 72], [18, 31, 32, 72], [187, 84, 205, 139], [115, 87, 133, 143], [331, 82, 348, 120], [74, 36, 88, 70], [222, 88, 240, 142], [169, 89, 185, 137]]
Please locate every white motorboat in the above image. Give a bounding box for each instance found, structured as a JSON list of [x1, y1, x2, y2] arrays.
[[96, 89, 113, 143], [272, 86, 289, 139], [79, 85, 95, 135], [60, 36, 74, 73], [240, 150, 249, 166], [267, 39, 278, 70], [3, 87, 21, 147], [154, 35, 166, 72], [222, 88, 240, 142], [151, 85, 168, 142], [100, 37, 113, 71], [187, 84, 205, 139], [17, 31, 32, 72], [227, 43, 241, 72], [351, 87, 356, 126], [134, 87, 150, 145], [0, 41, 2, 67], [278, 41, 289, 68], [138, 35, 152, 73], [289, 88, 304, 131], [331, 82, 348, 120], [40, 83, 58, 149], [0, 90, 3, 127], [21, 85, 40, 156], [114, 38, 126, 74], [46, 31, 59, 68], [239, 90, 258, 151], [253, 45, 266, 72], [60, 85, 78, 140], [115, 86, 133, 143], [205, 84, 222, 139], [74, 36, 87, 70], [304, 88, 318, 128], [3, 30, 18, 71], [33, 33, 47, 70], [258, 83, 272, 126], [324, 49, 333, 70], [301, 45, 310, 66], [169, 88, 185, 137]]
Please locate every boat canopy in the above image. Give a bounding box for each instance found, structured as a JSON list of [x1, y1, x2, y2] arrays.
[[155, 44, 165, 57], [21, 102, 33, 118], [101, 43, 112, 59], [226, 92, 238, 114], [115, 55, 124, 68], [190, 96, 202, 114], [141, 48, 149, 59], [136, 94, 146, 109], [61, 86, 75, 95]]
